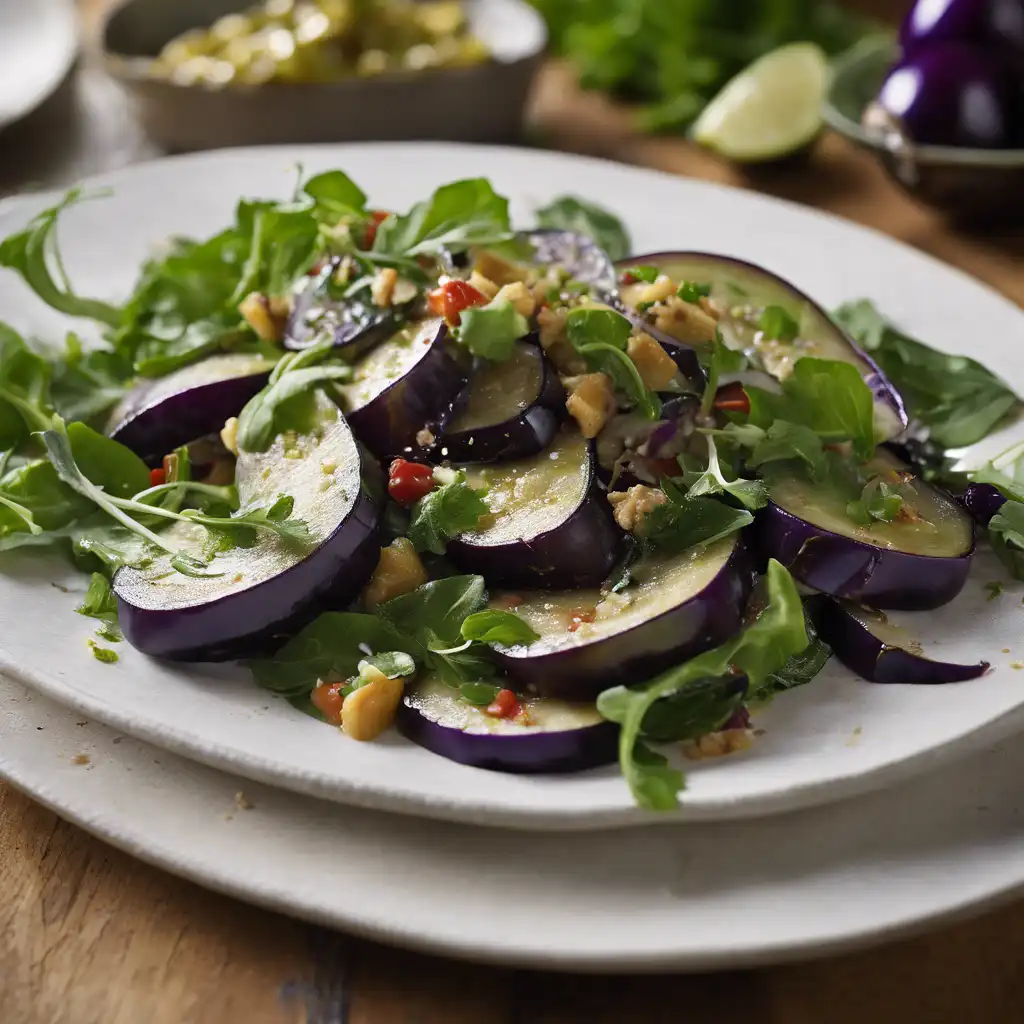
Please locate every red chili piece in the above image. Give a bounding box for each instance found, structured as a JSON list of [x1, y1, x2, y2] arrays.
[[713, 382, 751, 415], [486, 688, 521, 719], [387, 458, 436, 506], [567, 607, 597, 633], [311, 681, 346, 725], [149, 467, 167, 487], [426, 280, 487, 326], [363, 209, 390, 249], [619, 271, 638, 285]]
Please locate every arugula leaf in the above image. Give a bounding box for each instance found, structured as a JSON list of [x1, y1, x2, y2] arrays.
[[179, 494, 310, 547], [989, 500, 1024, 581], [746, 357, 876, 461], [0, 189, 122, 327], [597, 559, 807, 809], [642, 484, 753, 554], [635, 674, 747, 744], [968, 440, 1024, 503], [754, 603, 831, 701], [758, 305, 799, 342], [376, 576, 488, 650], [0, 323, 55, 445], [685, 437, 767, 509], [846, 478, 903, 526], [0, 459, 91, 544], [456, 298, 530, 362], [566, 307, 661, 419], [49, 334, 128, 424], [699, 333, 746, 416], [746, 420, 827, 480], [230, 202, 320, 303], [460, 610, 539, 647], [236, 361, 352, 453], [534, 196, 630, 261], [303, 170, 368, 221], [834, 299, 1019, 449], [407, 472, 489, 555], [65, 422, 151, 499], [249, 613, 413, 698], [373, 178, 513, 258]]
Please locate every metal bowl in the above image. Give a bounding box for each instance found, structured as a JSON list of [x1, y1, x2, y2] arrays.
[[100, 0, 546, 151], [823, 36, 1024, 225]]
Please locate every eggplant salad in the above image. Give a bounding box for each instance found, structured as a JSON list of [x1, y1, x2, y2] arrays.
[[1, 171, 1022, 810]]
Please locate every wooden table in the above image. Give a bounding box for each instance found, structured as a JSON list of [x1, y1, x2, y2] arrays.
[[3, 5, 1024, 1022]]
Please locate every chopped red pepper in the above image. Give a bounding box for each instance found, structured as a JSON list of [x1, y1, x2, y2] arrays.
[[363, 209, 390, 249], [149, 467, 166, 487], [486, 688, 521, 719], [426, 280, 487, 326], [387, 458, 436, 506], [713, 383, 751, 415], [311, 681, 346, 725], [567, 606, 597, 633], [619, 271, 638, 285]]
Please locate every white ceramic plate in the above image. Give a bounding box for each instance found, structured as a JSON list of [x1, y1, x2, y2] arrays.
[[1, 143, 1023, 831], [0, 0, 77, 131], [4, 672, 1024, 972]]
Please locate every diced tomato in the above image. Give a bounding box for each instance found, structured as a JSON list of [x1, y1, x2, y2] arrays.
[[713, 383, 750, 415], [619, 271, 638, 285], [311, 681, 346, 725], [486, 688, 521, 719], [363, 209, 390, 248], [426, 280, 487, 326], [149, 467, 166, 487], [388, 458, 436, 506], [567, 606, 596, 633]]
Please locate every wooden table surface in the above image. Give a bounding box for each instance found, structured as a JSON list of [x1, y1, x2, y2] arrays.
[[3, 4, 1024, 1022]]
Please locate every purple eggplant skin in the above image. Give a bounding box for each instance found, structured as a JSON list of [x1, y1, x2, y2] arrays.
[[495, 541, 756, 703], [615, 252, 908, 441], [818, 599, 989, 684], [284, 258, 404, 354], [107, 354, 271, 465], [343, 319, 467, 461], [900, 0, 1024, 60], [447, 440, 624, 590], [961, 482, 1008, 525], [414, 340, 566, 465], [395, 699, 618, 775], [114, 414, 383, 662], [871, 41, 1018, 148], [754, 503, 974, 611]]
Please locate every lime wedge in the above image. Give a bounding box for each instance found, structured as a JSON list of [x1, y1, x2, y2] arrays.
[[692, 43, 830, 163]]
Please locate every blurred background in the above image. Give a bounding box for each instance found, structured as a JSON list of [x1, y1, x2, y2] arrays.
[[0, 1, 1022, 257]]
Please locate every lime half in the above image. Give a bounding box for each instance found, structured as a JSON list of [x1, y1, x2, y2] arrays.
[[692, 43, 830, 163]]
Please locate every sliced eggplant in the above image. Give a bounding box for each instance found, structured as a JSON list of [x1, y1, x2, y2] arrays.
[[114, 393, 382, 661], [818, 599, 989, 684], [756, 449, 974, 610], [338, 318, 466, 460], [961, 482, 1007, 526], [107, 354, 273, 464], [492, 536, 753, 701], [284, 258, 405, 354], [415, 341, 565, 464], [396, 675, 617, 774], [448, 425, 622, 589], [616, 252, 907, 442]]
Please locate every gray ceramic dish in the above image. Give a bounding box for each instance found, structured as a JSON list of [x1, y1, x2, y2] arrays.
[[100, 0, 546, 151], [824, 36, 1024, 225]]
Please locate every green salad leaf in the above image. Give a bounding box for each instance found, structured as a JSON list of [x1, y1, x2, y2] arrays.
[[460, 609, 539, 647], [641, 481, 753, 554], [535, 196, 631, 260], [457, 298, 530, 361], [407, 471, 489, 555]]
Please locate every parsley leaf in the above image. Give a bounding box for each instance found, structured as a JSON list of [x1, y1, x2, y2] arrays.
[[846, 478, 903, 526], [746, 420, 827, 480], [834, 299, 1019, 449], [407, 472, 489, 555], [642, 482, 753, 554], [685, 436, 767, 509], [989, 500, 1024, 581], [457, 298, 530, 362], [597, 560, 808, 809], [534, 196, 630, 261]]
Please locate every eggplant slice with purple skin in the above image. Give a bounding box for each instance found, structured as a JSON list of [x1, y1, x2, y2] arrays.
[[448, 425, 623, 589], [818, 599, 989, 684], [107, 354, 273, 465], [114, 393, 382, 661], [520, 229, 620, 302], [615, 252, 908, 442], [414, 340, 565, 464], [338, 317, 466, 459], [396, 676, 618, 774], [756, 449, 974, 610], [492, 535, 753, 702], [284, 258, 408, 354]]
